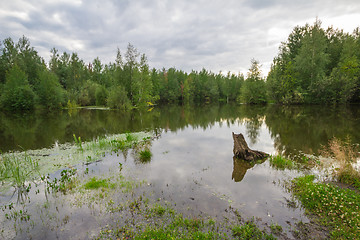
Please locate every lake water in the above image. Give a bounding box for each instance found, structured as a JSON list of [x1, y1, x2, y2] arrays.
[[1, 104, 360, 239]]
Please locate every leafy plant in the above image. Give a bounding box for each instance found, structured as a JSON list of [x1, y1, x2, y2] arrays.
[[42, 168, 77, 194]]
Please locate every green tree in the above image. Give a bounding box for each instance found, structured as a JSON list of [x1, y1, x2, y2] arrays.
[[35, 68, 65, 110], [294, 20, 329, 102], [95, 85, 108, 106], [240, 59, 267, 104], [124, 43, 139, 102], [1, 64, 35, 111]]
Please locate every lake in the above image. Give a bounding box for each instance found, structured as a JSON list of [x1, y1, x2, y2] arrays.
[[1, 104, 359, 239]]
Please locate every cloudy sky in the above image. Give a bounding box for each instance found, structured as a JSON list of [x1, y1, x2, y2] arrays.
[[1, 0, 360, 76]]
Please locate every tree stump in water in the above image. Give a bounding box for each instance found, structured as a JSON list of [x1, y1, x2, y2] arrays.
[[232, 132, 268, 161]]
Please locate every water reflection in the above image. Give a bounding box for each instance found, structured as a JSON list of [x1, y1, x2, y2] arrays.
[[232, 157, 267, 182], [232, 157, 253, 182], [1, 104, 360, 158]]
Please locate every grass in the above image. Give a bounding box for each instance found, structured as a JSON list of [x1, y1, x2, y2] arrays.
[[232, 220, 276, 240], [291, 175, 360, 239], [269, 222, 283, 235], [0, 132, 153, 189], [95, 196, 275, 240], [139, 148, 152, 162], [268, 155, 296, 170], [84, 177, 110, 189]]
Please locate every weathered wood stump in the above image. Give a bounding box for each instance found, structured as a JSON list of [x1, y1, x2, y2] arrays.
[[232, 132, 268, 161]]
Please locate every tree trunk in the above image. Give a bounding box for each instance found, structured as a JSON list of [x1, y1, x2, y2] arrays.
[[232, 132, 268, 161]]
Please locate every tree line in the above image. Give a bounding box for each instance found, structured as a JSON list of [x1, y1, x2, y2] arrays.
[[0, 19, 359, 112], [267, 19, 360, 104], [0, 37, 244, 111]]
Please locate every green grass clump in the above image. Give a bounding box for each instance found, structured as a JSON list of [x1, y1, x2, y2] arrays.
[[139, 149, 152, 162], [269, 222, 283, 235], [232, 220, 275, 240], [292, 175, 360, 239], [0, 153, 39, 189], [269, 155, 296, 170], [84, 177, 109, 189]]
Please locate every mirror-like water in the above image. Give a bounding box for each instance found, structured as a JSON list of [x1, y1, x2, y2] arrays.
[[1, 104, 360, 239]]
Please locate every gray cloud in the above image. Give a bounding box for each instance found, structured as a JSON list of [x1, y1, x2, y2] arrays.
[[1, 0, 360, 76]]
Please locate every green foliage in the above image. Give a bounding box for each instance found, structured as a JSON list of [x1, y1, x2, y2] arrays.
[[84, 177, 109, 189], [107, 85, 132, 110], [232, 220, 275, 239], [95, 85, 107, 106], [240, 59, 267, 104], [269, 222, 283, 235], [73, 134, 83, 152], [269, 155, 296, 170], [1, 64, 35, 111], [267, 19, 360, 104], [292, 175, 360, 239], [0, 153, 39, 190], [35, 68, 65, 110], [42, 168, 77, 194], [139, 149, 152, 162]]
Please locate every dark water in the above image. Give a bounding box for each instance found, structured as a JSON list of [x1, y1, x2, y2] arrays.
[[1, 104, 360, 155], [1, 104, 360, 239]]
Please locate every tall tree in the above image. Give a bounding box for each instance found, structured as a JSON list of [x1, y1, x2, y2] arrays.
[[294, 20, 329, 102]]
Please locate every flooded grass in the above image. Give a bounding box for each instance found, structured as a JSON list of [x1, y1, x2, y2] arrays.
[[269, 155, 297, 170], [95, 199, 276, 240], [291, 175, 360, 239]]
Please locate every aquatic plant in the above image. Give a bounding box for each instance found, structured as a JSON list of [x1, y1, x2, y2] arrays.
[[0, 153, 39, 202], [84, 177, 109, 190], [269, 155, 296, 170], [139, 149, 152, 162], [42, 168, 77, 194], [73, 134, 83, 152]]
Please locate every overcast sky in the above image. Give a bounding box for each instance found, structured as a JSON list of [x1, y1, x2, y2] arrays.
[[1, 0, 360, 76]]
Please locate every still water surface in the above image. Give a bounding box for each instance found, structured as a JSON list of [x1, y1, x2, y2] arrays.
[[1, 104, 360, 238]]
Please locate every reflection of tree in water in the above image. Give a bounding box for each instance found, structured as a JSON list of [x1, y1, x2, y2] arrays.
[[264, 105, 360, 158], [241, 105, 266, 145], [245, 119, 263, 145]]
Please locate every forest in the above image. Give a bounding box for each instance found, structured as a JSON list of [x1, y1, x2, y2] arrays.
[[0, 19, 359, 112]]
